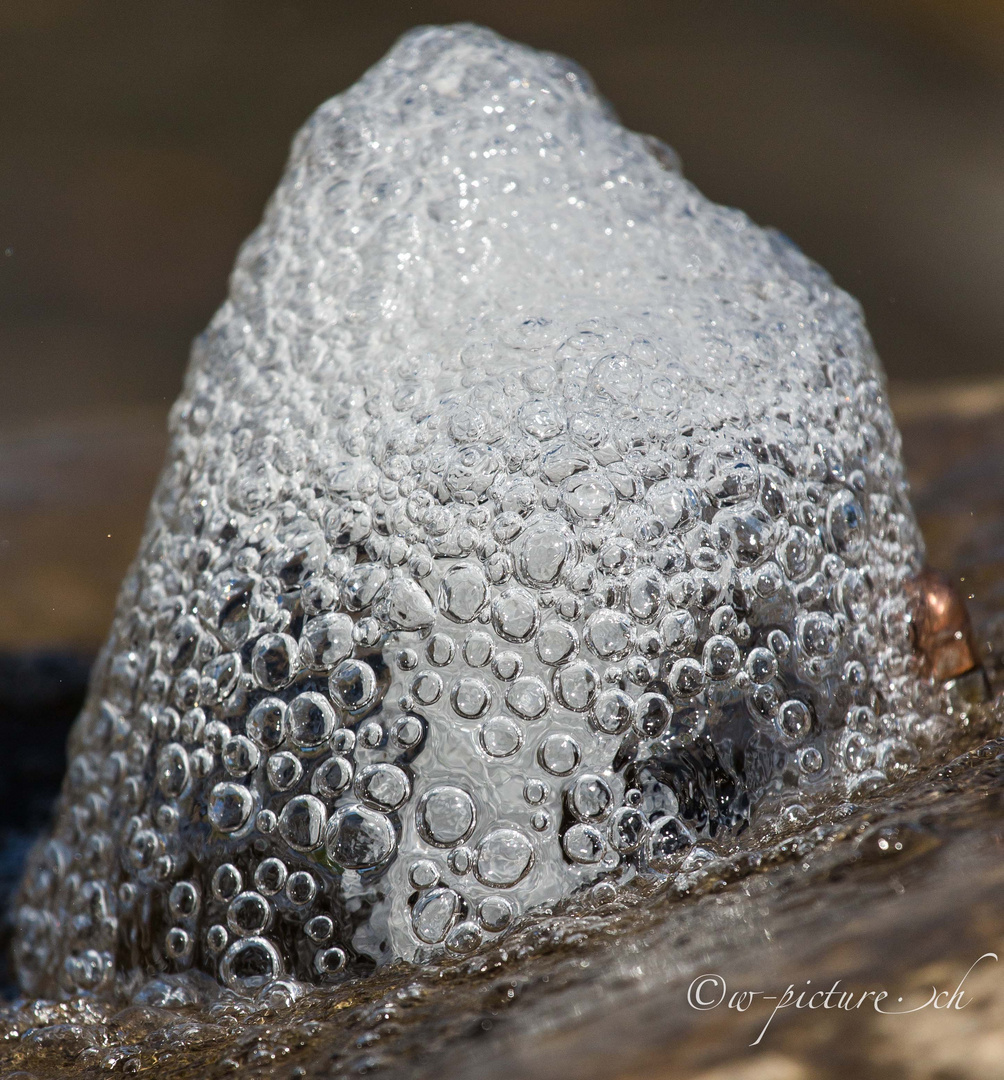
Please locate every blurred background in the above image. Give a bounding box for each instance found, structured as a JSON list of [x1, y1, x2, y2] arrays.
[[0, 0, 1002, 653]]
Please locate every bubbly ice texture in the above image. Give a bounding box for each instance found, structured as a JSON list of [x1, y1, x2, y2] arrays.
[[15, 23, 939, 997]]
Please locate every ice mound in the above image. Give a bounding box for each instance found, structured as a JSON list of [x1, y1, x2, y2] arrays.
[[15, 24, 935, 996]]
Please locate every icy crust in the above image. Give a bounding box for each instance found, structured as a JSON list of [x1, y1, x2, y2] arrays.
[[16, 24, 933, 997]]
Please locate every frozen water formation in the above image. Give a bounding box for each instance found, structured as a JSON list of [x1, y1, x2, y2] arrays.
[[16, 24, 941, 998]]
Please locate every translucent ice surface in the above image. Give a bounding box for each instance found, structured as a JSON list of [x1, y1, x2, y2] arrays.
[[15, 24, 938, 997]]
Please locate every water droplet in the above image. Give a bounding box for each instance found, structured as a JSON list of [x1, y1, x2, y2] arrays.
[[247, 697, 286, 750], [222, 734, 260, 777], [506, 676, 549, 721], [326, 805, 397, 869], [253, 858, 288, 896], [796, 611, 839, 659], [668, 657, 705, 698], [477, 895, 513, 932], [325, 500, 372, 548], [523, 778, 548, 805], [208, 782, 253, 833], [780, 526, 819, 582], [156, 743, 190, 798], [479, 716, 523, 757], [267, 751, 303, 792], [648, 815, 694, 867], [491, 586, 539, 642], [440, 565, 489, 623], [330, 727, 356, 753], [427, 633, 455, 666], [165, 927, 191, 959], [416, 785, 476, 847], [552, 661, 598, 711], [397, 647, 419, 670], [448, 846, 473, 874], [445, 920, 482, 954], [412, 670, 444, 704], [285, 870, 317, 907], [562, 823, 604, 863], [374, 577, 435, 630], [475, 828, 534, 887], [841, 731, 876, 772], [698, 443, 759, 506], [227, 890, 273, 936], [584, 610, 633, 660], [329, 658, 377, 711], [777, 699, 813, 743], [745, 647, 777, 685], [563, 472, 616, 523], [219, 936, 282, 991], [201, 652, 242, 702], [566, 773, 613, 821], [626, 570, 663, 620], [451, 676, 492, 718], [206, 924, 228, 954], [391, 714, 424, 748], [492, 651, 523, 681], [703, 634, 741, 681], [305, 915, 334, 943], [251, 633, 298, 690], [535, 621, 578, 665], [634, 692, 672, 737], [342, 563, 388, 612], [538, 733, 580, 775], [518, 397, 565, 440], [409, 859, 439, 889], [827, 489, 867, 560], [412, 887, 461, 943], [767, 628, 791, 657], [168, 881, 200, 919], [590, 352, 641, 403], [311, 755, 354, 799], [354, 763, 411, 811], [608, 806, 648, 852], [204, 719, 231, 755], [798, 746, 824, 775], [207, 573, 257, 649], [591, 688, 634, 734], [647, 480, 701, 532], [299, 612, 354, 669], [211, 863, 243, 902], [287, 691, 338, 748], [463, 631, 494, 667], [659, 609, 697, 656], [314, 946, 346, 975], [278, 795, 327, 852]]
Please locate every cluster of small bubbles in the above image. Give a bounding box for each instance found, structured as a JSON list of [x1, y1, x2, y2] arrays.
[[14, 24, 938, 998]]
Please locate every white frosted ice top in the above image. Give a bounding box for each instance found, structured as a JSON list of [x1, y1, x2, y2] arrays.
[[16, 24, 931, 997]]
